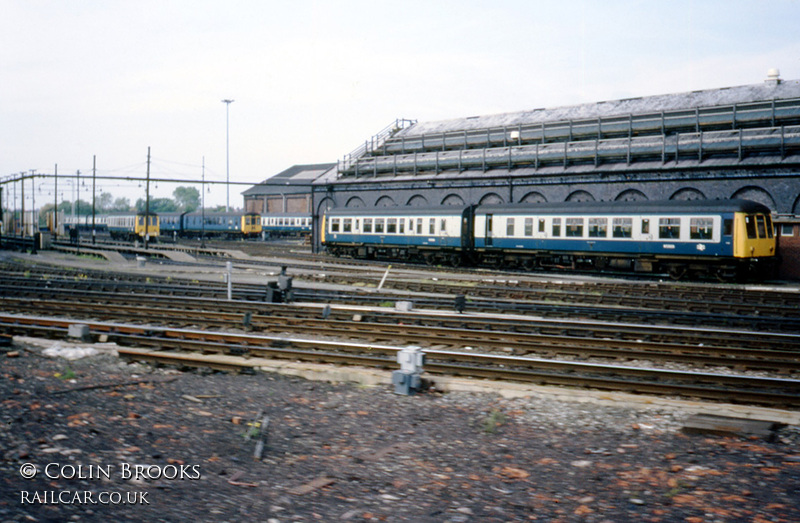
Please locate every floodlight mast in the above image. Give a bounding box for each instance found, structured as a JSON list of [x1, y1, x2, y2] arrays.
[[222, 99, 234, 212]]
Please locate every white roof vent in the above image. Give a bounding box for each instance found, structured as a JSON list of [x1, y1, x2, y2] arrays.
[[765, 68, 781, 86]]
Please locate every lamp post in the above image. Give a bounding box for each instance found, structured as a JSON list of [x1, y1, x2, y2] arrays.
[[222, 98, 234, 212]]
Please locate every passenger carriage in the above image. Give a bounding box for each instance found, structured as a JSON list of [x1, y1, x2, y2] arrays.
[[322, 199, 776, 281]]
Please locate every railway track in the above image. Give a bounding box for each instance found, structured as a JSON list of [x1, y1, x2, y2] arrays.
[[3, 252, 800, 409], [2, 261, 800, 332], [3, 313, 799, 409], [2, 296, 800, 374]]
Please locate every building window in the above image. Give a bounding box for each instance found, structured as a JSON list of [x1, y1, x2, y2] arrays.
[[781, 223, 795, 237]]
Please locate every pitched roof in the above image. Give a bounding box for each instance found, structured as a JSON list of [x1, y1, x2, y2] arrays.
[[243, 163, 336, 196]]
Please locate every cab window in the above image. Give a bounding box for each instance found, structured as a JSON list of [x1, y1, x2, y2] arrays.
[[745, 215, 757, 239]]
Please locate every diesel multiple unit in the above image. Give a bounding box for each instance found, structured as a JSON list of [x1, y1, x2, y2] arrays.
[[321, 199, 776, 281]]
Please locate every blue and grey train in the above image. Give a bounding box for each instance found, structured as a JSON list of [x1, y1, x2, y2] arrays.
[[159, 211, 261, 239], [62, 213, 159, 241], [321, 199, 777, 281], [261, 214, 312, 238]]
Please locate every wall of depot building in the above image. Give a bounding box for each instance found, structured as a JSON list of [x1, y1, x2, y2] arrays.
[[776, 219, 800, 280]]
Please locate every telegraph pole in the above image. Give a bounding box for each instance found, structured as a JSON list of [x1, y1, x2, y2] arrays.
[[30, 171, 37, 253], [201, 156, 206, 248], [20, 173, 25, 238], [54, 164, 58, 238], [31, 170, 37, 236], [145, 147, 151, 250], [92, 155, 96, 244]]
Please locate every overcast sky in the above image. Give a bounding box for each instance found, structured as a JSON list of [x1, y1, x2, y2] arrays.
[[2, 0, 799, 209]]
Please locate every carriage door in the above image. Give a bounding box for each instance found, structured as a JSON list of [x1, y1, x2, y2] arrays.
[[486, 214, 493, 247]]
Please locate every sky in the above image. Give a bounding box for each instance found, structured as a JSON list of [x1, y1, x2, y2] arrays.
[[2, 0, 800, 210]]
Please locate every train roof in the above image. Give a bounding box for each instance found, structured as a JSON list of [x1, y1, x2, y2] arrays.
[[323, 200, 772, 217], [476, 199, 772, 215], [179, 211, 260, 217], [324, 205, 471, 217]]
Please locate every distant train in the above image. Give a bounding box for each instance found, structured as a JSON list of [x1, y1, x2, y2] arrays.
[[62, 213, 159, 241], [159, 211, 262, 239], [261, 214, 312, 237], [321, 199, 777, 281]]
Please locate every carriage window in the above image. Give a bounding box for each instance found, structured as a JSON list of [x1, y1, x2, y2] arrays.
[[566, 218, 583, 237], [506, 218, 515, 236], [330, 218, 340, 232], [538, 218, 546, 233], [756, 215, 768, 239], [399, 219, 405, 234], [429, 218, 435, 235], [552, 218, 561, 237], [690, 218, 713, 240], [343, 218, 352, 233], [641, 219, 650, 234], [765, 215, 773, 238], [745, 215, 757, 239], [588, 218, 607, 238], [612, 218, 632, 238], [387, 218, 397, 234], [416, 218, 423, 235], [524, 218, 534, 237], [374, 219, 385, 234], [659, 218, 680, 239], [363, 218, 372, 233]]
